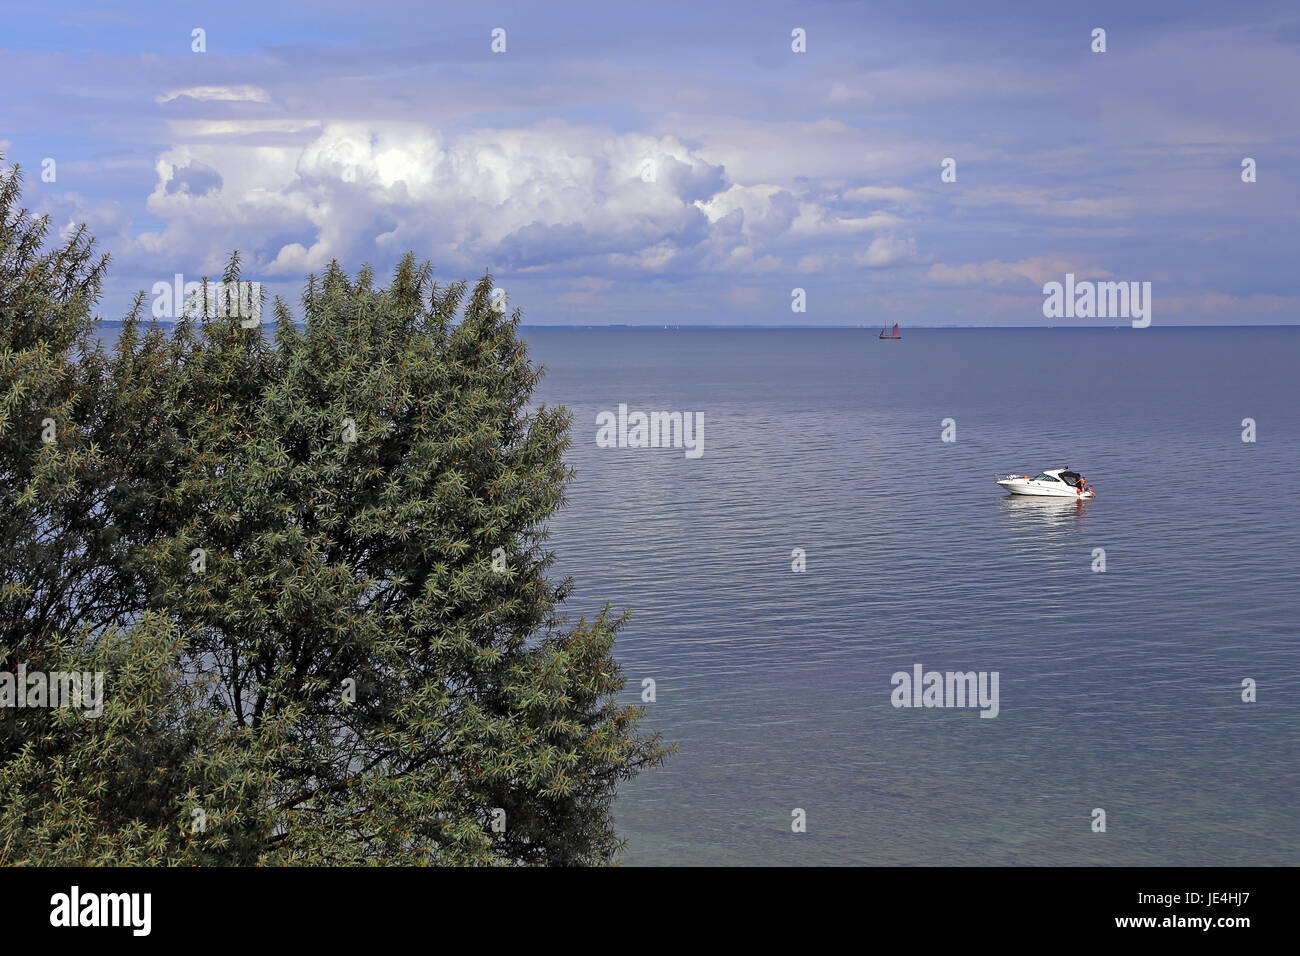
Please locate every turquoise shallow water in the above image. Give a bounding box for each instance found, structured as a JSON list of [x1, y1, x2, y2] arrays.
[[522, 327, 1300, 866]]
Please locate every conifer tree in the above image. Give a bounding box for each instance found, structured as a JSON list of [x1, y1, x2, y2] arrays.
[[0, 157, 669, 864], [0, 614, 281, 866], [0, 161, 115, 653], [136, 255, 668, 864]]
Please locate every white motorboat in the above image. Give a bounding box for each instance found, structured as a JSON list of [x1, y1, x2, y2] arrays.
[[995, 468, 1095, 499]]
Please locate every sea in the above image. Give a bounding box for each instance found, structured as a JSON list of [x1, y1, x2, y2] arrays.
[[92, 323, 1300, 865], [524, 327, 1300, 866]]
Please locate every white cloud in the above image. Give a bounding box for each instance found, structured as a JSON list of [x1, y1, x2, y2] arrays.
[[117, 117, 929, 283], [673, 116, 939, 184], [857, 236, 919, 268], [125, 121, 733, 277], [157, 85, 271, 104]]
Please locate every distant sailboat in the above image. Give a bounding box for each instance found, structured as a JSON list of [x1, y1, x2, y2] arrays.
[[878, 321, 901, 340]]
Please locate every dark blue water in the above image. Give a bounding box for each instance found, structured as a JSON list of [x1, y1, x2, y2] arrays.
[[523, 327, 1300, 865]]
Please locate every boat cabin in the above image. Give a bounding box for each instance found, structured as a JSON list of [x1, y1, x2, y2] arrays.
[[1042, 468, 1086, 489]]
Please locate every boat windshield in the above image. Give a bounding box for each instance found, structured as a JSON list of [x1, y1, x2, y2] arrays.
[[1032, 473, 1059, 482]]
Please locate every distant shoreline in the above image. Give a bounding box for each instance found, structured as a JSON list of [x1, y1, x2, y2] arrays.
[[90, 321, 1300, 331]]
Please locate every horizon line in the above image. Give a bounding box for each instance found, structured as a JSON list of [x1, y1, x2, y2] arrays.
[[514, 323, 1300, 330], [92, 319, 1300, 330]]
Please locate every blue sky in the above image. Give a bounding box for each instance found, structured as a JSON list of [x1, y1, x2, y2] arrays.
[[2, 0, 1297, 325]]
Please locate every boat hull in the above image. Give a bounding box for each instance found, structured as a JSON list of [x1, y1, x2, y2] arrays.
[[997, 479, 1093, 499]]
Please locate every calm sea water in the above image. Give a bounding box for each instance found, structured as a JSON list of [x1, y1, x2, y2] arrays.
[[523, 327, 1300, 866], [91, 323, 1299, 865]]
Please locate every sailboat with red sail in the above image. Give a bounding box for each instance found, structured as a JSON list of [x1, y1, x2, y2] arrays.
[[878, 321, 901, 340]]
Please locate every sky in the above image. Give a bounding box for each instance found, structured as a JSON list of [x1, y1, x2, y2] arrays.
[[1, 0, 1298, 326]]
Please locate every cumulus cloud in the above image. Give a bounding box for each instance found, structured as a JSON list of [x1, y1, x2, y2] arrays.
[[118, 117, 926, 284], [696, 184, 797, 240], [857, 236, 919, 268], [163, 159, 223, 197], [124, 122, 731, 277]]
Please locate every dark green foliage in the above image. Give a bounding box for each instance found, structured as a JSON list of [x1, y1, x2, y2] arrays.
[[0, 157, 669, 865], [0, 163, 118, 650], [0, 615, 278, 865]]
